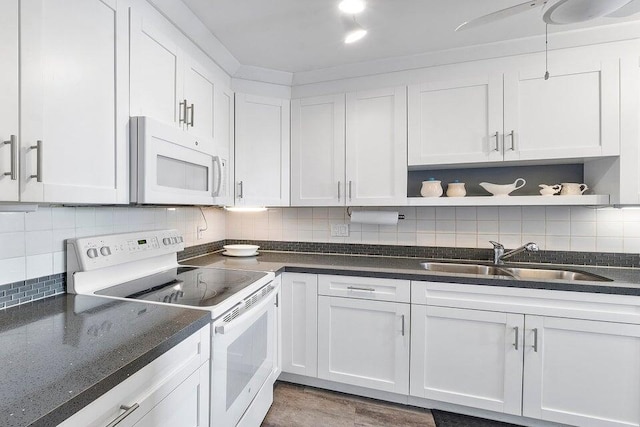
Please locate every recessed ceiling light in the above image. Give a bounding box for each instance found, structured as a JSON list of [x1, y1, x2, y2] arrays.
[[344, 18, 367, 44], [339, 0, 366, 14]]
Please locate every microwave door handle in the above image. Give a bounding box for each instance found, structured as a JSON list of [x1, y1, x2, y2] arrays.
[[213, 156, 222, 197], [214, 285, 278, 335]]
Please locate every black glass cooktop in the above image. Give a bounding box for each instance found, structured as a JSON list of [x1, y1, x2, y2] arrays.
[[96, 267, 268, 307]]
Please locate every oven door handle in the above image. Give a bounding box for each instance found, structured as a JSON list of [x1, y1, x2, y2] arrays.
[[214, 284, 279, 335]]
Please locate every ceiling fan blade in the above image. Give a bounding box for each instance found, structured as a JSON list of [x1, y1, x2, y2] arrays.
[[606, 0, 640, 17], [456, 0, 548, 31]]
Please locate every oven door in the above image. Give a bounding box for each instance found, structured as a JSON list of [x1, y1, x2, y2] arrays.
[[211, 281, 279, 427], [132, 116, 216, 205]]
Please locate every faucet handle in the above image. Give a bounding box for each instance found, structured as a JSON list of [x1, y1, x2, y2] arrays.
[[489, 240, 504, 250]]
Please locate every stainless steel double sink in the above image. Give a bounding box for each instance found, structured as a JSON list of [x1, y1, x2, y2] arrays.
[[420, 262, 612, 282]]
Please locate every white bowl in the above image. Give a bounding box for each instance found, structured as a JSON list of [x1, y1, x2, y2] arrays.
[[223, 244, 259, 257]]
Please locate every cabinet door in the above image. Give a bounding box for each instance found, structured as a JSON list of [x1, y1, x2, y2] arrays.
[[183, 58, 216, 150], [408, 76, 504, 166], [504, 59, 620, 161], [346, 87, 407, 206], [523, 316, 640, 427], [0, 0, 19, 201], [410, 306, 524, 415], [318, 296, 410, 394], [235, 93, 290, 206], [130, 9, 184, 127], [20, 0, 128, 204], [281, 273, 318, 377], [212, 85, 235, 206], [133, 364, 209, 427], [291, 95, 346, 206]]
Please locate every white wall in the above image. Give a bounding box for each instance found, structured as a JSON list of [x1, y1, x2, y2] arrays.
[[0, 206, 225, 286], [226, 206, 640, 254]]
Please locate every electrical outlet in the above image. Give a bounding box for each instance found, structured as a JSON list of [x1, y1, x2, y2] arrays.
[[331, 224, 349, 237], [197, 226, 205, 240]]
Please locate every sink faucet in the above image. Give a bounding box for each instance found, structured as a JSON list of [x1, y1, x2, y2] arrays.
[[490, 241, 539, 265]]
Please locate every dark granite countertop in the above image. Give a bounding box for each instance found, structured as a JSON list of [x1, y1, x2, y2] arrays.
[[183, 251, 640, 296], [0, 294, 210, 427]]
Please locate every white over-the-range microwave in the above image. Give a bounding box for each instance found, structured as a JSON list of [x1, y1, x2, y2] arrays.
[[130, 117, 231, 206]]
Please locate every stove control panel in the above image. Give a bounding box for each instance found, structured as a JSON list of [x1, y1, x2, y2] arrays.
[[67, 229, 185, 271]]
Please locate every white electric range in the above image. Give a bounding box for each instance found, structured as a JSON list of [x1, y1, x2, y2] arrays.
[[66, 229, 279, 427]]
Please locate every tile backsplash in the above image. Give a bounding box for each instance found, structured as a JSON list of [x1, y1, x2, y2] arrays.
[[226, 206, 640, 254], [0, 206, 226, 286]]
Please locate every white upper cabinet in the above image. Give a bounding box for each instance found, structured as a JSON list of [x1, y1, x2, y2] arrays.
[[20, 0, 128, 204], [0, 0, 19, 202], [408, 55, 621, 168], [291, 95, 346, 206], [504, 59, 620, 161], [345, 87, 408, 206], [212, 85, 235, 206], [130, 10, 183, 129], [408, 75, 504, 166], [130, 9, 217, 154], [235, 93, 290, 206]]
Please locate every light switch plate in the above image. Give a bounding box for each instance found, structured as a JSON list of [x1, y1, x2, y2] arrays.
[[331, 224, 349, 237]]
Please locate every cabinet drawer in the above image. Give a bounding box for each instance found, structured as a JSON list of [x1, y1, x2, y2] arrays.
[[318, 275, 410, 303], [58, 324, 210, 427]]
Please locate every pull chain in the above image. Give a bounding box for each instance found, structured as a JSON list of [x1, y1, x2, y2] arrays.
[[544, 24, 550, 80]]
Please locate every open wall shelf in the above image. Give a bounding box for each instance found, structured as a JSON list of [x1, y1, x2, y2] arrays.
[[408, 195, 610, 207]]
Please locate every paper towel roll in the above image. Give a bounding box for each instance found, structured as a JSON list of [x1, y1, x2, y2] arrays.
[[350, 211, 399, 226]]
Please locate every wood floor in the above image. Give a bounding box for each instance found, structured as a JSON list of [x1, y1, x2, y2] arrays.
[[262, 382, 437, 427]]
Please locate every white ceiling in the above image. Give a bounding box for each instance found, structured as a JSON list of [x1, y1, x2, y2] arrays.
[[182, 0, 640, 74]]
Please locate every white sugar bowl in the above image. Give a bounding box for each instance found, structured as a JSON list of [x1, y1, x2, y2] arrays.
[[446, 181, 466, 197], [539, 184, 561, 196], [421, 178, 443, 198]]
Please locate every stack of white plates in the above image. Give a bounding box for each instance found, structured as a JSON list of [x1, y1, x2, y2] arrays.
[[222, 244, 260, 257]]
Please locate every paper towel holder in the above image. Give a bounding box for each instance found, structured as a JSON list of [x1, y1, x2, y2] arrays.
[[346, 206, 405, 220]]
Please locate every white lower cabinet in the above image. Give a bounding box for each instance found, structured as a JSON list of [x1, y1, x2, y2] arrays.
[[411, 281, 640, 427], [523, 315, 640, 427], [59, 325, 210, 427], [410, 305, 524, 415], [281, 273, 318, 377], [317, 295, 410, 394]]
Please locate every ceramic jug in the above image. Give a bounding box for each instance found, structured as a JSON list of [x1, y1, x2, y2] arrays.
[[421, 178, 443, 197], [446, 181, 466, 197], [560, 183, 588, 196], [539, 184, 561, 196]]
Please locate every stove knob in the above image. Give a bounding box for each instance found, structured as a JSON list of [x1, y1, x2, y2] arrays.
[[86, 248, 99, 259], [100, 246, 111, 256], [163, 238, 171, 245]]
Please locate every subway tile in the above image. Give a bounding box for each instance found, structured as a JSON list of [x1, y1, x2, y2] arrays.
[[416, 207, 436, 220], [546, 221, 571, 236], [597, 237, 624, 253], [0, 232, 25, 260], [416, 232, 435, 246], [624, 238, 640, 253], [26, 254, 52, 280], [397, 232, 417, 246], [25, 208, 52, 231], [456, 220, 476, 234], [624, 221, 640, 237], [52, 208, 76, 229], [312, 208, 328, 219], [499, 206, 521, 220], [75, 208, 96, 228], [456, 234, 477, 248], [597, 222, 624, 238], [435, 233, 456, 247], [435, 207, 455, 220], [378, 233, 397, 245], [498, 234, 522, 249], [435, 220, 455, 233], [499, 221, 521, 235], [571, 236, 596, 252], [26, 230, 53, 256], [477, 221, 499, 234], [455, 207, 476, 221], [546, 206, 571, 221], [0, 257, 26, 285], [477, 207, 499, 221], [570, 207, 597, 222], [0, 212, 25, 233], [297, 208, 312, 219], [597, 208, 623, 222], [546, 236, 570, 251], [522, 220, 545, 235], [570, 221, 596, 237], [397, 219, 417, 232], [298, 219, 313, 231], [417, 220, 435, 233], [522, 206, 545, 221]]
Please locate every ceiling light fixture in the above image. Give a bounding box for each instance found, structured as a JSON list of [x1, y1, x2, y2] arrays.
[[344, 17, 367, 44], [339, 0, 366, 14]]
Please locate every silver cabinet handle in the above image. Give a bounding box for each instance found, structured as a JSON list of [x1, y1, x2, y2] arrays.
[[106, 403, 140, 427], [3, 135, 17, 180], [348, 180, 352, 200], [532, 328, 538, 352], [507, 130, 515, 151], [346, 286, 375, 292], [238, 181, 244, 199], [179, 99, 187, 125], [187, 103, 195, 127], [513, 326, 519, 350], [337, 181, 341, 201], [493, 131, 500, 152], [401, 314, 405, 336], [30, 140, 42, 182]]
